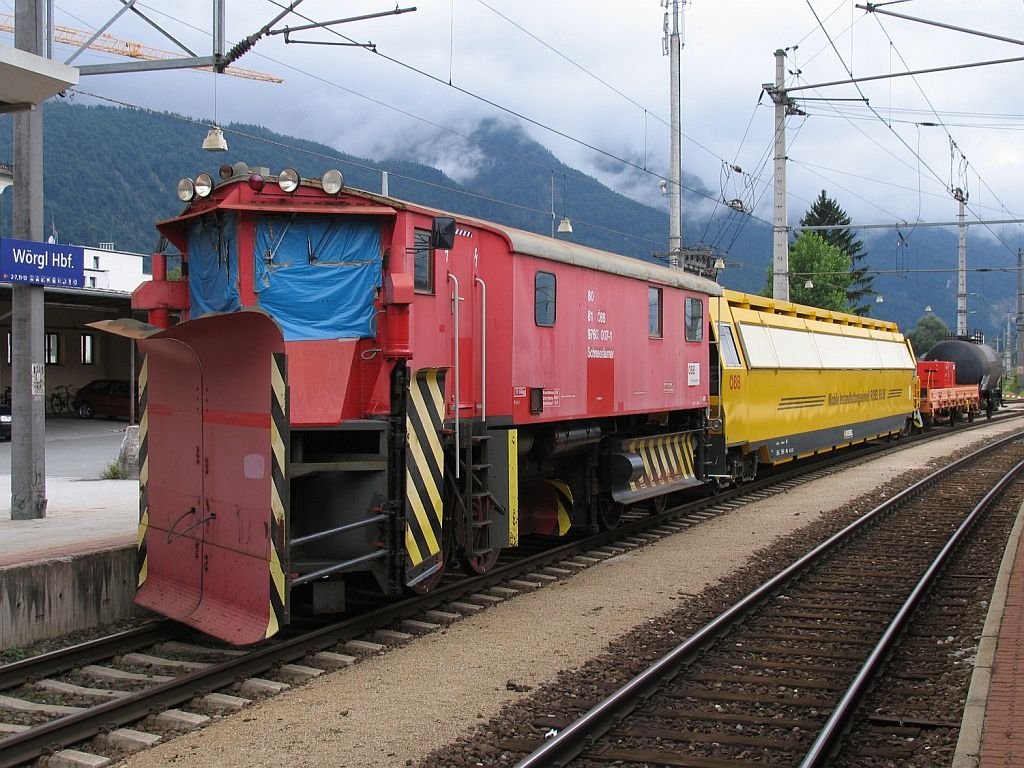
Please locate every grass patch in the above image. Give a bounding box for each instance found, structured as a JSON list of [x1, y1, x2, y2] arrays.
[[0, 646, 28, 663], [101, 461, 128, 480]]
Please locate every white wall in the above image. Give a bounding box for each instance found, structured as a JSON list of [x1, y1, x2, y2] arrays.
[[82, 246, 150, 292]]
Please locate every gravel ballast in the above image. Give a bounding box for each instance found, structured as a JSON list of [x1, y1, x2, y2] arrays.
[[116, 419, 1023, 768]]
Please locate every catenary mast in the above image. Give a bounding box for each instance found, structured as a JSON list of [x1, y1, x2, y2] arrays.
[[663, 0, 683, 268]]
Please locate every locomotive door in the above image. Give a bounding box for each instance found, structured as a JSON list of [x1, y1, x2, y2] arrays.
[[445, 242, 480, 422]]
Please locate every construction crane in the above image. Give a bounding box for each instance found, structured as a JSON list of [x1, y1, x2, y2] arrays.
[[0, 14, 283, 83]]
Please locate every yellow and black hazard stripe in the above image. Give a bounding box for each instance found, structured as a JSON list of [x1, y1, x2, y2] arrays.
[[266, 352, 288, 639], [544, 479, 573, 536], [404, 368, 447, 572], [624, 432, 697, 493], [136, 354, 149, 589]]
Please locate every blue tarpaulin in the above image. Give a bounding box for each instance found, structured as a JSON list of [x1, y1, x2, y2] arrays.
[[253, 215, 381, 341], [187, 214, 240, 316]]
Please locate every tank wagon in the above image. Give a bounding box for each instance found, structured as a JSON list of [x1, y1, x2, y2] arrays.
[[705, 290, 918, 485], [922, 339, 1002, 416], [119, 163, 721, 644]]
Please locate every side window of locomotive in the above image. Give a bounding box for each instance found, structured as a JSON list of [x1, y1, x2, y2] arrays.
[[717, 322, 741, 367], [535, 271, 556, 327], [684, 297, 704, 342], [413, 227, 434, 293], [649, 287, 663, 338]]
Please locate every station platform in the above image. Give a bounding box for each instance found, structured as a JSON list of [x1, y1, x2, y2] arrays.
[[0, 463, 140, 649], [953, 494, 1024, 767]]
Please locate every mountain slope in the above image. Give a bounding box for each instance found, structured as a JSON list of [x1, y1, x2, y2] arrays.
[[0, 101, 1014, 342]]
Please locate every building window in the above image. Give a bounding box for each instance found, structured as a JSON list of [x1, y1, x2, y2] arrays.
[[80, 334, 96, 365], [413, 227, 434, 293], [535, 271, 556, 326], [648, 287, 663, 338], [44, 332, 59, 365], [93, 255, 100, 269], [685, 297, 704, 342], [88, 276, 97, 287]]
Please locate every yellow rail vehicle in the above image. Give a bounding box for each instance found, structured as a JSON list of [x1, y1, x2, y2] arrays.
[[708, 290, 917, 485]]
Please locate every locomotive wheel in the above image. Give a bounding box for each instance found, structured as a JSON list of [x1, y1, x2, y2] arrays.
[[597, 497, 625, 530], [461, 545, 500, 575], [647, 493, 668, 515]]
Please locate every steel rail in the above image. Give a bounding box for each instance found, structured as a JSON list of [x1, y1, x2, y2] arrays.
[[0, 621, 178, 692], [800, 455, 1024, 767], [513, 428, 1024, 768]]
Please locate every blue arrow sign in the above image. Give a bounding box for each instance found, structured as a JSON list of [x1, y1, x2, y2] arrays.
[[0, 237, 85, 287]]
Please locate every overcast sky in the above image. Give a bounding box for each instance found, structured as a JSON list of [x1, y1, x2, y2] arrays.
[[18, 0, 1024, 251]]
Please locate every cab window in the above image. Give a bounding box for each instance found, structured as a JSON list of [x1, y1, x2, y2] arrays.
[[717, 322, 741, 366], [413, 228, 433, 293], [649, 287, 663, 338], [685, 297, 704, 342], [535, 271, 556, 326]]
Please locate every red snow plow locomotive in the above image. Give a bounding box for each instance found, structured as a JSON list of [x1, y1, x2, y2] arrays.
[[123, 163, 720, 644]]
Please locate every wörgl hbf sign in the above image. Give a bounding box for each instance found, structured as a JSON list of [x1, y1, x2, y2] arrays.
[[0, 237, 85, 287]]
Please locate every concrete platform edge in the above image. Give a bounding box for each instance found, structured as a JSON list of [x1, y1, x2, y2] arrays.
[[1, 546, 140, 650], [951, 498, 1024, 768]]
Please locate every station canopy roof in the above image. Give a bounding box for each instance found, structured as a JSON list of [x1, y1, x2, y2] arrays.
[[0, 44, 78, 113]]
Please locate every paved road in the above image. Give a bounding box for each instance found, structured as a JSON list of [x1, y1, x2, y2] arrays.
[[0, 415, 133, 480], [0, 416, 138, 561]]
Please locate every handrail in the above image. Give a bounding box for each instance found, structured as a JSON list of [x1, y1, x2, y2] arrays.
[[475, 275, 487, 420], [290, 550, 387, 587], [448, 272, 461, 479], [290, 514, 388, 547]]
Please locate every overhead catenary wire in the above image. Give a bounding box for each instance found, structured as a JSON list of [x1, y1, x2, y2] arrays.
[[868, 12, 1023, 254], [31, 2, 1024, 261], [69, 0, 778, 245]]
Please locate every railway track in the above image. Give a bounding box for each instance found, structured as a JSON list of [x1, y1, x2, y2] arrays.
[[0, 415, 1018, 767], [505, 430, 1024, 767]]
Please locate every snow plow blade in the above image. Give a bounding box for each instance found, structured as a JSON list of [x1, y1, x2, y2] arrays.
[[127, 312, 288, 645]]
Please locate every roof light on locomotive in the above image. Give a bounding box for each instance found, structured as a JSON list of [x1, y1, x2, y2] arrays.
[[322, 169, 344, 194], [276, 167, 300, 193]]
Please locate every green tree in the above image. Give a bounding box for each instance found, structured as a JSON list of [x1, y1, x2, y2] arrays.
[[761, 232, 853, 311], [799, 190, 874, 315], [906, 314, 950, 357]]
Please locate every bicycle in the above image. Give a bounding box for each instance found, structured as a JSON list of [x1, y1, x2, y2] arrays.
[[49, 384, 77, 415]]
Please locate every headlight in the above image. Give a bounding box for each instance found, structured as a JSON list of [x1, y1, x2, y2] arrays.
[[177, 178, 196, 202], [195, 173, 214, 198], [277, 168, 299, 193], [322, 169, 344, 194], [1, 415, 11, 423]]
